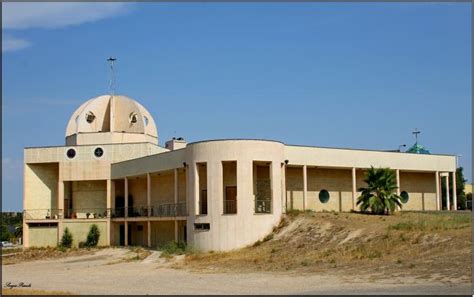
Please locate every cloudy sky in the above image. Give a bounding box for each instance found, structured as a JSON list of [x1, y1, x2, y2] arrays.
[[2, 3, 471, 211]]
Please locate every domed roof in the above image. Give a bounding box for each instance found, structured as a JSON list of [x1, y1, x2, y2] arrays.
[[406, 142, 431, 154], [65, 95, 158, 145]]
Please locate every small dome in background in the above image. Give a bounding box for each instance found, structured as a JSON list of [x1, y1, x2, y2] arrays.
[[406, 143, 431, 154], [65, 95, 158, 146]]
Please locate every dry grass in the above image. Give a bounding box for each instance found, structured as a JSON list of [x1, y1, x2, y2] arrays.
[[2, 247, 102, 265], [2, 288, 73, 295], [177, 211, 472, 282]]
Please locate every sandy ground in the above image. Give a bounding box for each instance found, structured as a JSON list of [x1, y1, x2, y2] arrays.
[[2, 248, 471, 295]]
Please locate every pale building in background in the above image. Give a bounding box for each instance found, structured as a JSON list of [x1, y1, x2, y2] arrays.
[[23, 94, 458, 251]]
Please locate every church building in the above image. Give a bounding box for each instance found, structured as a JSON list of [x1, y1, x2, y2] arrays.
[[23, 94, 458, 251]]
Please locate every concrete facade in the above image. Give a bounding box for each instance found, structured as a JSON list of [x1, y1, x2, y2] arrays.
[[23, 94, 459, 251]]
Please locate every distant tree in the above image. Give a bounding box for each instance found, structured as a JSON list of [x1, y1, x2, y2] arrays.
[[85, 224, 100, 247], [357, 167, 402, 215], [441, 167, 467, 210], [1, 225, 11, 242], [60, 227, 73, 248]]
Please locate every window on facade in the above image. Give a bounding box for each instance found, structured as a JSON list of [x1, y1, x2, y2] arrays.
[[319, 189, 330, 203], [254, 162, 272, 214], [400, 191, 409, 204], [197, 163, 208, 215], [94, 147, 104, 158], [66, 148, 76, 159], [223, 161, 237, 214], [194, 223, 210, 231]]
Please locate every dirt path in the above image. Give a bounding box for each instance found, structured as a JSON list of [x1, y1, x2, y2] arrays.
[[2, 248, 471, 295]]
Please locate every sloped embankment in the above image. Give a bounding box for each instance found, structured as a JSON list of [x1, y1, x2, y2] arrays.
[[179, 211, 471, 282]]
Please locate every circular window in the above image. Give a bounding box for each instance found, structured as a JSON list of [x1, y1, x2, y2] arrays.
[[66, 148, 76, 159], [400, 191, 409, 204], [85, 111, 95, 123], [94, 147, 104, 158], [319, 189, 330, 203], [129, 112, 138, 124]]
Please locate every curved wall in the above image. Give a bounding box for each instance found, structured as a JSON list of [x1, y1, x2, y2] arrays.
[[185, 140, 285, 251]]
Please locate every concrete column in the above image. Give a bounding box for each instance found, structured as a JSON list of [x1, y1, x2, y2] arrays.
[[352, 167, 357, 210], [445, 175, 451, 211], [147, 173, 151, 216], [282, 163, 287, 213], [58, 180, 64, 219], [435, 171, 440, 211], [452, 171, 457, 211], [174, 169, 178, 204], [303, 165, 307, 211], [174, 221, 179, 242], [124, 223, 128, 246], [106, 179, 112, 246], [395, 169, 400, 195], [147, 221, 151, 248], [124, 177, 128, 218], [124, 177, 128, 246]]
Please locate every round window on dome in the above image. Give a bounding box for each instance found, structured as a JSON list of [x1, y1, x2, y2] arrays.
[[94, 147, 104, 158], [319, 189, 330, 203], [129, 112, 138, 124], [66, 148, 76, 159], [85, 111, 95, 123], [143, 116, 149, 126]]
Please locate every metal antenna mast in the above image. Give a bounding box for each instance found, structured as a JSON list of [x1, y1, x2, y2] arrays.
[[107, 57, 117, 95], [412, 128, 421, 144]]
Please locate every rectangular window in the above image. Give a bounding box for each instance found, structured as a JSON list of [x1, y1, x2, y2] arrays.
[[194, 223, 210, 231], [253, 162, 272, 214], [197, 163, 208, 215], [222, 161, 237, 214]]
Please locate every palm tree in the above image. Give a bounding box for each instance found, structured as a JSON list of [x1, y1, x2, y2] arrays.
[[357, 167, 402, 215]]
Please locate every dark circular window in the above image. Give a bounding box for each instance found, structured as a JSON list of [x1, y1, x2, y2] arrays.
[[400, 191, 409, 204], [319, 189, 330, 203], [94, 147, 104, 158], [66, 148, 76, 159]]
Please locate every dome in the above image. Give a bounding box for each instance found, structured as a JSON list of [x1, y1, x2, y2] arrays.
[[65, 95, 158, 146], [406, 143, 431, 154]]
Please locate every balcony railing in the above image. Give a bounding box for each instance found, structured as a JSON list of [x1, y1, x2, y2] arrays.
[[255, 199, 272, 214], [110, 203, 187, 218], [24, 209, 62, 220], [64, 208, 109, 219]]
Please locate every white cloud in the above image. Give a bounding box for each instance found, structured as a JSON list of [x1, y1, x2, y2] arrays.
[[2, 3, 131, 30], [2, 36, 31, 52]]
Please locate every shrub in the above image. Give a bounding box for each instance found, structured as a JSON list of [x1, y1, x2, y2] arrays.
[[60, 227, 73, 248], [85, 224, 100, 247], [159, 241, 188, 257]]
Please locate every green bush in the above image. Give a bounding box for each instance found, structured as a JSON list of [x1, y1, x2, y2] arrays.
[[85, 224, 100, 247], [60, 227, 73, 248], [159, 241, 189, 257]]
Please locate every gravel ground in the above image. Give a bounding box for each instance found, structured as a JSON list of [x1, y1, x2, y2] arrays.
[[2, 248, 471, 295]]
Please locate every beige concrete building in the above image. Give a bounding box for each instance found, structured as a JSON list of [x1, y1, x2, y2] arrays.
[[23, 94, 458, 251]]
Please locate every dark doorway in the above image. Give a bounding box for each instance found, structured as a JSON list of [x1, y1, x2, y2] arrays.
[[119, 224, 125, 246], [183, 225, 187, 243], [115, 196, 125, 217], [225, 186, 237, 214]]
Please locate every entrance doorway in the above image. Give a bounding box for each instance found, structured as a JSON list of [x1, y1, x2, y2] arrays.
[[119, 224, 132, 246]]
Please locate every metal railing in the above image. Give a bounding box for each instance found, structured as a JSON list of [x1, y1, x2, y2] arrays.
[[255, 200, 272, 214], [150, 202, 187, 217], [224, 200, 237, 214], [24, 209, 63, 220], [64, 208, 109, 219]]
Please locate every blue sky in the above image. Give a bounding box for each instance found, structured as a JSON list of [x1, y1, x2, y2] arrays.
[[2, 3, 471, 211]]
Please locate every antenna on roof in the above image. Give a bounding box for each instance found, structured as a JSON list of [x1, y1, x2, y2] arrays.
[[412, 128, 421, 144], [107, 57, 117, 95]]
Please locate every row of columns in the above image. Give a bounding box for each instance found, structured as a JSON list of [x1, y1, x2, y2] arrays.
[[284, 165, 457, 212], [121, 168, 181, 247]]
